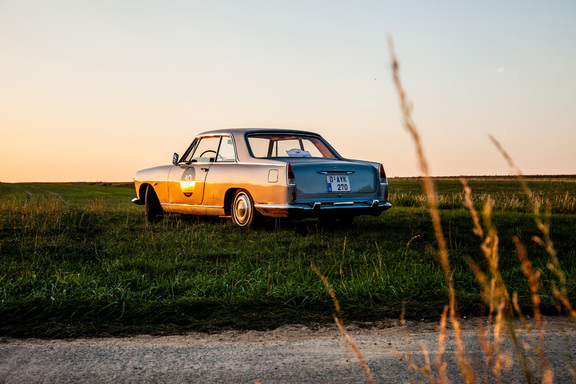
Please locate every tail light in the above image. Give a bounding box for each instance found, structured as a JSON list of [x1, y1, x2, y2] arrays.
[[287, 163, 296, 201], [379, 164, 387, 182], [287, 163, 295, 184]]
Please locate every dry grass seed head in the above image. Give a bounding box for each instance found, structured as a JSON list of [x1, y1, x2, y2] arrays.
[[312, 264, 375, 383], [388, 34, 477, 383]]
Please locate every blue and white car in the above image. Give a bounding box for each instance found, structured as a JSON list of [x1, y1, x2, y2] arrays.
[[132, 128, 391, 227]]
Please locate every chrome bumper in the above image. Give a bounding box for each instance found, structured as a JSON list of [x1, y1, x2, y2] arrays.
[[132, 198, 144, 206], [254, 200, 392, 218]]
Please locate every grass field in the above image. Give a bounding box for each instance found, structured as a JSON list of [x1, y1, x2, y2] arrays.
[[0, 177, 575, 338]]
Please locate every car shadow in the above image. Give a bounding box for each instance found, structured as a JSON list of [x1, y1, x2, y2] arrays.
[[259, 216, 390, 235], [171, 213, 390, 236]]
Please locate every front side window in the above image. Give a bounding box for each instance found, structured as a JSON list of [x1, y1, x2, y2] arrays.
[[247, 134, 337, 159], [183, 136, 221, 163], [181, 136, 236, 163]]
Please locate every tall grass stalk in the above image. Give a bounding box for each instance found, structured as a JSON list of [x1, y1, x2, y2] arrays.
[[381, 36, 575, 384], [463, 182, 540, 383], [490, 137, 575, 321], [388, 35, 476, 383], [313, 264, 375, 384]]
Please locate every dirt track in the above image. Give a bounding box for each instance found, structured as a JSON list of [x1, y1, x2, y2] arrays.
[[1, 317, 575, 383]]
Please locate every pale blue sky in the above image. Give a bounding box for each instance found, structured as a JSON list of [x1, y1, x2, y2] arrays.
[[1, 1, 575, 181]]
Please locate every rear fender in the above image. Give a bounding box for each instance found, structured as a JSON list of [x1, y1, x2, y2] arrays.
[[223, 188, 239, 216]]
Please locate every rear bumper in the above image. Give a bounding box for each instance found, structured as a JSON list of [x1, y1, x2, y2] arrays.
[[132, 198, 144, 205], [254, 200, 392, 218]]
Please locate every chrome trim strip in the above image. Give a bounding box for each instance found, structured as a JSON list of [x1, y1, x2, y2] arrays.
[[161, 203, 223, 209], [255, 202, 391, 210], [317, 171, 355, 175], [234, 161, 287, 167], [254, 203, 293, 209]]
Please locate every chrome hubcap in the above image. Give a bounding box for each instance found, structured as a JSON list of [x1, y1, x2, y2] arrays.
[[234, 193, 251, 225]]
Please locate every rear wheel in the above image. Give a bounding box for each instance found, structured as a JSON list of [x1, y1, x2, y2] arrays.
[[145, 185, 164, 223], [231, 189, 259, 227]]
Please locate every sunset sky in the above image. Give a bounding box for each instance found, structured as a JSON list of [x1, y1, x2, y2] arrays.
[[1, 1, 575, 182]]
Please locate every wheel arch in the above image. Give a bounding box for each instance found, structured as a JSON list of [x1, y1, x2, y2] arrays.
[[139, 183, 152, 200], [224, 188, 240, 216]]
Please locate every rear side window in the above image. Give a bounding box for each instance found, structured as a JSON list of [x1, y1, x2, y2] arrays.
[[216, 137, 236, 162], [247, 134, 337, 158]]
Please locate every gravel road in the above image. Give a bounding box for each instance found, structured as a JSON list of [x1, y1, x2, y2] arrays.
[[1, 317, 575, 383]]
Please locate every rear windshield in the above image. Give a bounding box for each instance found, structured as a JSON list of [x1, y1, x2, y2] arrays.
[[247, 134, 337, 158]]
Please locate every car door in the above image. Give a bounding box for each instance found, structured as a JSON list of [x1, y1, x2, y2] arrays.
[[168, 136, 221, 207], [200, 135, 237, 208]]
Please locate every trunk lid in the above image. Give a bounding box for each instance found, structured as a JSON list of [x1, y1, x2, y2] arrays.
[[289, 159, 378, 197]]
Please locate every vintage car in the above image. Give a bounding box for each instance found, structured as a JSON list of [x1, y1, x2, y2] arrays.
[[132, 128, 391, 227]]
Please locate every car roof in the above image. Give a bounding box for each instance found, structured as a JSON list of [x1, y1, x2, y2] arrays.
[[193, 128, 343, 161], [196, 128, 322, 137]]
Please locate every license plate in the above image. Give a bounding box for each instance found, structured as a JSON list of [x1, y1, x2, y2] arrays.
[[326, 175, 350, 192]]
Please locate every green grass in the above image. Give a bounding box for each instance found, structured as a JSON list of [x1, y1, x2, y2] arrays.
[[1, 178, 575, 337], [391, 176, 576, 213]]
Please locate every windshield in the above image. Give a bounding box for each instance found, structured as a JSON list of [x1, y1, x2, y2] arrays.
[[247, 134, 338, 159]]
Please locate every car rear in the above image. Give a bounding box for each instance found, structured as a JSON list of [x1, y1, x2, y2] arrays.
[[286, 158, 390, 216]]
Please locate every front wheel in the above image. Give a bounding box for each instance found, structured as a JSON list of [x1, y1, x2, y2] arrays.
[[231, 189, 259, 227], [145, 185, 164, 223]]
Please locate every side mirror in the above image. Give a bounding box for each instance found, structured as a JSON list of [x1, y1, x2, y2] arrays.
[[172, 153, 179, 165]]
